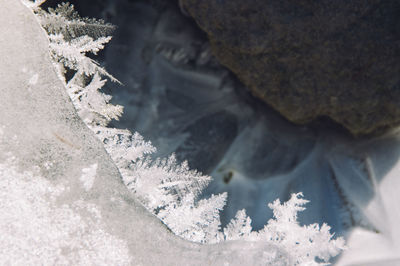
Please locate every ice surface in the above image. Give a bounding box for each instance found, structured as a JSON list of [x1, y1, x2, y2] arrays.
[[0, 158, 132, 265], [1, 1, 292, 265], [3, 0, 400, 264]]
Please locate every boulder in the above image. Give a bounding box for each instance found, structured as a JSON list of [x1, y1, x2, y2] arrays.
[[180, 0, 400, 135]]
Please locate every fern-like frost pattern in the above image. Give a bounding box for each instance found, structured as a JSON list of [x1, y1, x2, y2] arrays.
[[27, 1, 346, 264]]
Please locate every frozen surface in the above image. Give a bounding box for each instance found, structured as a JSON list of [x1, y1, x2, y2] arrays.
[[0, 157, 132, 265], [2, 0, 400, 265], [0, 1, 293, 265], [95, 1, 400, 264]]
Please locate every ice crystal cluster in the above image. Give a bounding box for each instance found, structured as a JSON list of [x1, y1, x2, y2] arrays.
[[0, 157, 132, 265], [0, 124, 132, 264], [24, 1, 345, 264]]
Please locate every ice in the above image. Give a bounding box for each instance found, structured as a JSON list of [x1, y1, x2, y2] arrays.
[[1, 1, 286, 265], [3, 0, 400, 264], [336, 137, 400, 265], [0, 159, 132, 265]]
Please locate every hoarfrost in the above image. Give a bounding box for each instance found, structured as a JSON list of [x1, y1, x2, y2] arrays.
[[0, 158, 132, 265]]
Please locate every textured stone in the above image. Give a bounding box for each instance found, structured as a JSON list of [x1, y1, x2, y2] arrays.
[[180, 0, 400, 135]]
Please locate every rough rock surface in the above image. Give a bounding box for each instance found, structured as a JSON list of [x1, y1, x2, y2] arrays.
[[180, 0, 400, 135]]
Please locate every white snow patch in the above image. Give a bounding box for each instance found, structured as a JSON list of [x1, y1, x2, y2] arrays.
[[80, 163, 98, 191]]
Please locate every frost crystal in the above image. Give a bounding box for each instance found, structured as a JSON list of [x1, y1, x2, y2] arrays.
[[32, 2, 122, 128], [159, 193, 227, 244], [250, 193, 346, 265], [95, 127, 221, 244], [26, 1, 346, 264], [224, 209, 252, 241], [36, 2, 115, 41], [49, 33, 117, 82], [67, 73, 123, 126], [0, 159, 131, 265]]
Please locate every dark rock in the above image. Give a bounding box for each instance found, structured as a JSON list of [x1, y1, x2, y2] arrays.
[[180, 0, 400, 135]]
